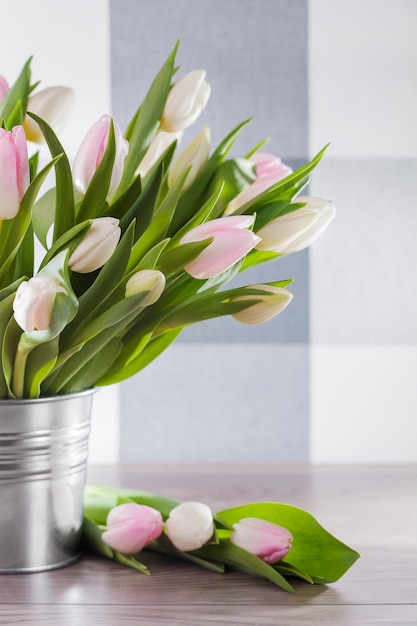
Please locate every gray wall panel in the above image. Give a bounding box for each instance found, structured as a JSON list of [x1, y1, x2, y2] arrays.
[[110, 0, 310, 462], [120, 344, 309, 463]]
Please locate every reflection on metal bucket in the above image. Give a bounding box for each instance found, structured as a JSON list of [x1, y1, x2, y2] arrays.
[[0, 389, 94, 572]]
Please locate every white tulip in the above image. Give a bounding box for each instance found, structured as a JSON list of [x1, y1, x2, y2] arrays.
[[24, 86, 75, 144], [231, 285, 293, 325], [165, 501, 214, 552], [136, 129, 183, 178], [168, 126, 210, 190], [125, 269, 166, 304], [256, 196, 336, 254], [161, 70, 211, 133], [69, 217, 121, 273]]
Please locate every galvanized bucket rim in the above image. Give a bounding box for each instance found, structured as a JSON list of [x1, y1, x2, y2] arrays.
[[0, 388, 96, 407]]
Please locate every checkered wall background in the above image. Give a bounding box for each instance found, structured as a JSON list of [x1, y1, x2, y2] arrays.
[[1, 0, 415, 463]]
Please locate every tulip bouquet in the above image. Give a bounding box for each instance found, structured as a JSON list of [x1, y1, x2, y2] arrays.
[[0, 42, 334, 399], [0, 43, 356, 591], [83, 484, 360, 592]]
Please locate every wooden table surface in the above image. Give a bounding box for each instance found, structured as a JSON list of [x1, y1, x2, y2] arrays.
[[0, 464, 415, 625]]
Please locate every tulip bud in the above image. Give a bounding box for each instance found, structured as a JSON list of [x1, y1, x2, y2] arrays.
[[231, 518, 293, 564], [165, 501, 214, 552], [180, 215, 261, 280], [231, 284, 293, 325], [0, 75, 9, 104], [13, 275, 68, 333], [101, 503, 163, 554], [161, 70, 211, 133], [136, 129, 183, 178], [0, 126, 30, 220], [125, 269, 166, 304], [24, 86, 75, 143], [73, 114, 129, 195], [256, 196, 336, 254], [69, 217, 121, 273], [168, 126, 210, 190], [226, 152, 292, 214]]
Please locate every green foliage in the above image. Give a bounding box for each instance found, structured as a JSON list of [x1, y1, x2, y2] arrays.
[[0, 46, 330, 397]]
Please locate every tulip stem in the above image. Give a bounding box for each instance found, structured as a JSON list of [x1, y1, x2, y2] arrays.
[[12, 342, 30, 398]]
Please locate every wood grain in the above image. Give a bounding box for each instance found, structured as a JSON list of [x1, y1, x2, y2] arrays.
[[0, 464, 415, 625]]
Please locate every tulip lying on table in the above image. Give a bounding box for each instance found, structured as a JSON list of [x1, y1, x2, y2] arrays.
[[83, 484, 360, 593]]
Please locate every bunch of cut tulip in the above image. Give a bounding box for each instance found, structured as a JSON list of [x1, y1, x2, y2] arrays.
[[0, 42, 334, 399], [84, 484, 360, 592]]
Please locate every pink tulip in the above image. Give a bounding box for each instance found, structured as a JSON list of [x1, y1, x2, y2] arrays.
[[180, 215, 260, 280], [0, 126, 30, 219], [0, 75, 9, 104], [73, 114, 129, 195], [101, 503, 163, 554], [231, 517, 293, 564], [161, 70, 211, 133], [226, 152, 292, 214], [13, 275, 67, 332], [24, 86, 75, 144]]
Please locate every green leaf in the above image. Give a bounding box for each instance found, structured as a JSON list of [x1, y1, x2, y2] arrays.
[[113, 551, 151, 576], [84, 484, 180, 523], [27, 112, 75, 241], [169, 119, 251, 233], [0, 293, 18, 398], [239, 249, 282, 272], [133, 238, 170, 272], [150, 534, 225, 574], [119, 163, 163, 242], [120, 41, 179, 188], [128, 167, 187, 262], [38, 221, 92, 271], [24, 337, 59, 398], [196, 541, 295, 593], [82, 515, 114, 558], [218, 502, 360, 584], [59, 336, 122, 393], [32, 188, 56, 249], [0, 57, 31, 127], [96, 327, 183, 386]]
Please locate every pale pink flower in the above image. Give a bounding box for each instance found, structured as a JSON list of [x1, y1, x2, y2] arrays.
[[101, 503, 163, 554], [226, 152, 292, 214], [13, 275, 67, 333], [73, 114, 129, 195], [180, 215, 260, 280], [0, 126, 30, 219], [231, 517, 293, 564]]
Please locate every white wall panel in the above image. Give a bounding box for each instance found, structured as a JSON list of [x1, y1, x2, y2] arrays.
[[0, 0, 119, 464], [309, 0, 417, 158], [311, 346, 417, 463]]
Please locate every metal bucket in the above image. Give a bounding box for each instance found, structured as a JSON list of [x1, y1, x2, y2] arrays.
[[0, 390, 94, 572]]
